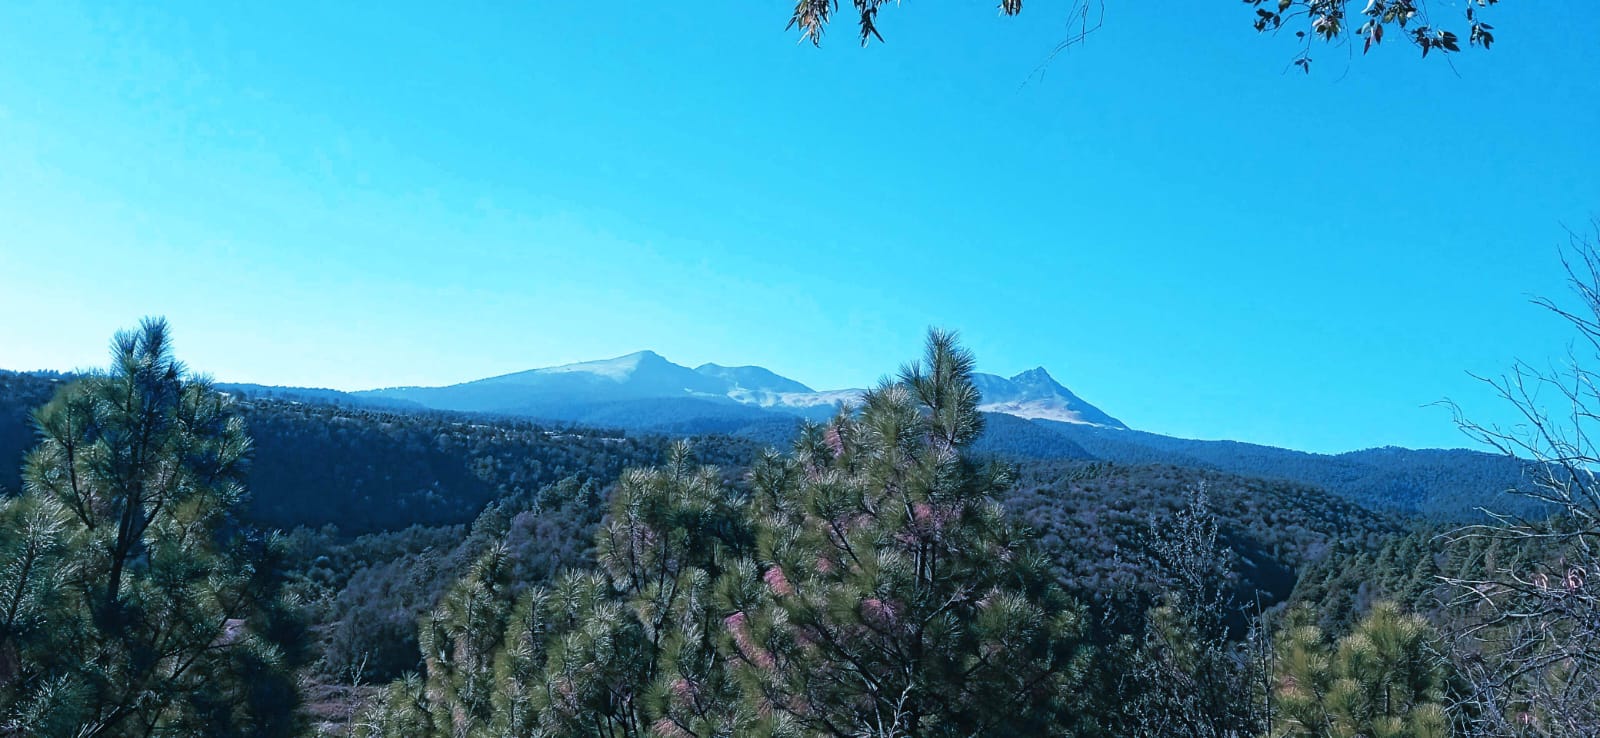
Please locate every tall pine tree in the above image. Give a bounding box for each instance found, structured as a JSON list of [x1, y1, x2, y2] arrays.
[[724, 329, 1093, 736], [359, 329, 1097, 737], [0, 319, 303, 737]]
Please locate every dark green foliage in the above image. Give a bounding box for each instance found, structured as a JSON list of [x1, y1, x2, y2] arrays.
[[1104, 485, 1267, 737], [1270, 603, 1455, 738], [1286, 521, 1555, 638], [0, 371, 67, 496], [355, 331, 1098, 737], [294, 476, 615, 683], [1004, 460, 1398, 616], [0, 320, 304, 737], [0, 370, 762, 536], [728, 331, 1094, 736], [1038, 422, 1534, 519], [21, 369, 764, 691], [239, 399, 756, 534], [353, 443, 757, 737]]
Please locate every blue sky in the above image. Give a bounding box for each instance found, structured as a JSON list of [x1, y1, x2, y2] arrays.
[[1, 1, 1596, 453]]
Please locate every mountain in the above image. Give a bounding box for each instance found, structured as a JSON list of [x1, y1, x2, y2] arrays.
[[0, 366, 1530, 522], [366, 351, 727, 412], [490, 351, 728, 398], [972, 368, 1127, 428], [694, 363, 813, 394], [971, 412, 1096, 460], [216, 382, 425, 410], [358, 351, 813, 431], [350, 355, 1530, 518], [695, 362, 859, 420], [357, 351, 1128, 433], [0, 369, 763, 533], [1028, 421, 1535, 519]]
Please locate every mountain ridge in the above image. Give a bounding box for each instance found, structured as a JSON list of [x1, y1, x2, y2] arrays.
[[0, 368, 1531, 519], [356, 350, 1127, 429]]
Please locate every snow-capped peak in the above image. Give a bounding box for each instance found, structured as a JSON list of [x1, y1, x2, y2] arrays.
[[971, 369, 1125, 429], [362, 351, 1124, 429], [537, 350, 668, 381]]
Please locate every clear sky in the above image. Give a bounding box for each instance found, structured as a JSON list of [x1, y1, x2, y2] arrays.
[[1, 1, 1596, 454]]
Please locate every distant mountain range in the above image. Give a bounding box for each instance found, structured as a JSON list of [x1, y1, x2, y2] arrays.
[[2, 347, 1535, 520], [331, 352, 1528, 517], [356, 350, 1127, 430]]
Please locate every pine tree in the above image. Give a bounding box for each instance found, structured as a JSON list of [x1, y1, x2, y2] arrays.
[[417, 542, 518, 737], [350, 675, 431, 738], [0, 318, 304, 737], [358, 330, 1095, 737], [724, 329, 1093, 737], [1269, 602, 1453, 738], [590, 445, 754, 738], [358, 444, 756, 738]]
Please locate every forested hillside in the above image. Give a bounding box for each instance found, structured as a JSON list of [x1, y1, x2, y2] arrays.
[[0, 362, 1430, 724], [0, 370, 64, 494], [239, 400, 758, 533], [0, 370, 761, 535], [5, 368, 1508, 537], [0, 365, 1507, 689], [274, 457, 1401, 691], [4, 324, 1593, 736], [1039, 421, 1533, 518], [1006, 461, 1397, 608]]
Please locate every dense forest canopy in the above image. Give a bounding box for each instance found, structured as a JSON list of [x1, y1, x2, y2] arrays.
[[0, 369, 1531, 535], [0, 372, 762, 535]]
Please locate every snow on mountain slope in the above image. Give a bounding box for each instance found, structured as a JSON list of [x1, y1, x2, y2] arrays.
[[459, 351, 728, 399], [695, 363, 815, 395], [970, 368, 1127, 429], [360, 352, 1123, 429], [732, 388, 865, 421], [535, 351, 665, 381]]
